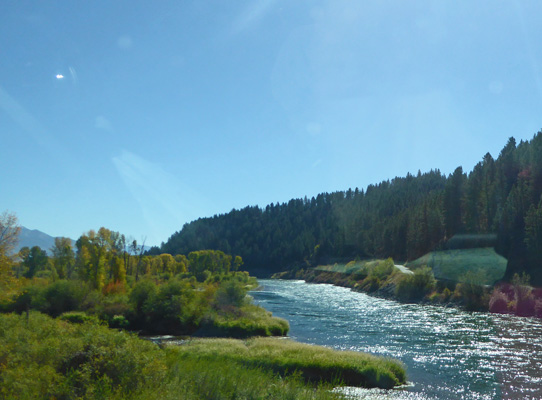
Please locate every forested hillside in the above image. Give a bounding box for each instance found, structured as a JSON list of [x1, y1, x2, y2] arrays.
[[157, 132, 542, 284]]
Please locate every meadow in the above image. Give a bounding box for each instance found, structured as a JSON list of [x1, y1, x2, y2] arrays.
[[405, 247, 507, 285]]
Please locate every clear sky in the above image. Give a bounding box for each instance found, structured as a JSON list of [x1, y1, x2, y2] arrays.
[[2, 1, 542, 247]]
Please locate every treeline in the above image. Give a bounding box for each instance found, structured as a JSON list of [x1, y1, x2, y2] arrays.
[[157, 132, 542, 285], [13, 227, 243, 289]]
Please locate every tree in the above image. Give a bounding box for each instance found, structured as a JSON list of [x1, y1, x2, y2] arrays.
[[0, 211, 21, 256], [111, 255, 127, 284], [443, 167, 465, 237], [233, 255, 243, 271], [0, 211, 20, 297], [51, 237, 75, 279], [22, 246, 49, 278]]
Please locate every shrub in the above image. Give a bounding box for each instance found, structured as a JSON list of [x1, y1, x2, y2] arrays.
[[441, 287, 452, 302], [102, 281, 127, 295], [455, 275, 489, 312], [489, 289, 509, 314], [59, 311, 99, 324], [360, 275, 381, 292], [395, 266, 435, 302], [370, 258, 395, 280], [129, 280, 156, 312], [9, 280, 90, 317], [214, 280, 247, 308]]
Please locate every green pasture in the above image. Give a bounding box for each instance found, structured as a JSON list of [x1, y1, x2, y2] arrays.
[[315, 260, 383, 274], [406, 248, 507, 285]]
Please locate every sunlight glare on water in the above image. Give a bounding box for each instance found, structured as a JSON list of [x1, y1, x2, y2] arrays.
[[251, 280, 542, 400]]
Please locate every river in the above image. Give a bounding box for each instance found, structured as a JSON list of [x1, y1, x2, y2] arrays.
[[251, 279, 542, 400]]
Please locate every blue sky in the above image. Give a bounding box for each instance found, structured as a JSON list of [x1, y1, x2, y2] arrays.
[[2, 1, 542, 246]]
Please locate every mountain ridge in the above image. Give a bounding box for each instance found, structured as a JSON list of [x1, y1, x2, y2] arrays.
[[16, 227, 75, 255]]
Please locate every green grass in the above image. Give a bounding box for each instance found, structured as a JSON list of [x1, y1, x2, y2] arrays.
[[405, 247, 507, 285], [0, 312, 168, 399], [315, 259, 395, 276], [172, 337, 406, 389], [3, 312, 405, 399], [201, 304, 290, 337], [315, 260, 368, 274], [0, 312, 342, 399]]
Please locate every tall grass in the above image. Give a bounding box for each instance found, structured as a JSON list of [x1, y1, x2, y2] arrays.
[[201, 304, 289, 337], [171, 337, 406, 389], [0, 312, 346, 399]]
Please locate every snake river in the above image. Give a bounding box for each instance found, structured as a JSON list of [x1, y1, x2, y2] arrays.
[[251, 279, 542, 400]]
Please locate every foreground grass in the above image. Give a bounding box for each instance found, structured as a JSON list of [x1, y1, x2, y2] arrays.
[[172, 338, 406, 389], [0, 312, 405, 399]]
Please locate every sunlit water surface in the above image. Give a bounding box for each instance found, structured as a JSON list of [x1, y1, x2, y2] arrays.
[[251, 280, 542, 400]]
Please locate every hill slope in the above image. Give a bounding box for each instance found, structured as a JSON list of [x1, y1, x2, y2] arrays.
[[16, 227, 75, 254], [158, 132, 542, 284]]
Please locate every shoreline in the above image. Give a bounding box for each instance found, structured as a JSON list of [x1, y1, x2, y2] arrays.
[[271, 266, 542, 319]]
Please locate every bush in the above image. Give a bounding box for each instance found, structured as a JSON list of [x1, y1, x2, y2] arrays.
[[59, 311, 99, 324], [455, 282, 489, 312], [9, 280, 90, 317], [214, 280, 247, 308], [370, 258, 395, 280], [360, 275, 381, 292], [395, 266, 435, 302], [441, 287, 452, 302], [129, 279, 157, 316], [0, 312, 345, 399]]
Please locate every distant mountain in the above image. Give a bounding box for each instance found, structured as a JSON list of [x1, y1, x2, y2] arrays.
[[15, 227, 150, 255], [16, 227, 75, 254]]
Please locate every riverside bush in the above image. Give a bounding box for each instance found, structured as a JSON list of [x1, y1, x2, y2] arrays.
[[4, 273, 290, 338], [395, 266, 436, 302]]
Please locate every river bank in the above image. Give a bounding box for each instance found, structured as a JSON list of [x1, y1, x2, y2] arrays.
[[272, 262, 542, 318]]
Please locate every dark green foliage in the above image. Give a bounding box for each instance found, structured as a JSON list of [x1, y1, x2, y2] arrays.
[[143, 278, 200, 334], [8, 280, 90, 317], [20, 246, 49, 278], [158, 131, 542, 285], [161, 171, 448, 275]]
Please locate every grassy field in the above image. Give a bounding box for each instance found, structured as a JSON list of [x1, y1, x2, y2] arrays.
[[406, 247, 507, 285], [315, 259, 391, 275]]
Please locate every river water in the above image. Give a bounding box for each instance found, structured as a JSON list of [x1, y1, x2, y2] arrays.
[[251, 279, 542, 400]]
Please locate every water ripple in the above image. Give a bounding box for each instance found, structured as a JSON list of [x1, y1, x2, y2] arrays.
[[252, 280, 542, 400]]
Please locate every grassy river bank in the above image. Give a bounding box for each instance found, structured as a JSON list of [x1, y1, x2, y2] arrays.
[[0, 311, 406, 399]]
